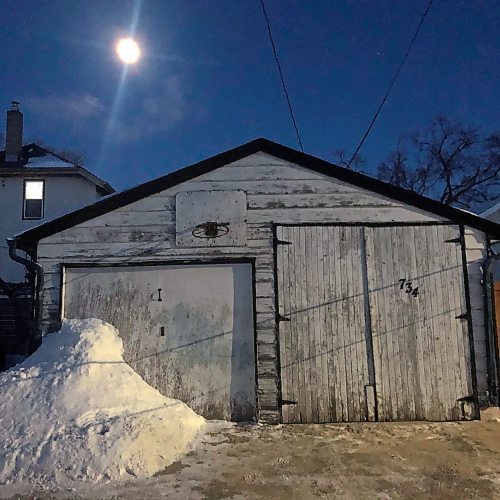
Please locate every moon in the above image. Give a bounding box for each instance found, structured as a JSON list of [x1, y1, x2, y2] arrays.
[[116, 38, 140, 64]]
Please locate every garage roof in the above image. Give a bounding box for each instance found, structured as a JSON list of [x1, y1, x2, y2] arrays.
[[14, 137, 500, 250]]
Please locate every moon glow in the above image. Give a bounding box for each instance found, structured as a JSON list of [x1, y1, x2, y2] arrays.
[[116, 38, 140, 64]]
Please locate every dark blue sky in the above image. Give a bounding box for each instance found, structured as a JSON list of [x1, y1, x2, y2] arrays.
[[1, 0, 499, 190]]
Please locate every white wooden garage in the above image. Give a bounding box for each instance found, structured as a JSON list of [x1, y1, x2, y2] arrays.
[[13, 138, 500, 423]]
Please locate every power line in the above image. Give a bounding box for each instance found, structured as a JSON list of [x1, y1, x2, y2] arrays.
[[259, 0, 304, 152], [348, 0, 434, 168]]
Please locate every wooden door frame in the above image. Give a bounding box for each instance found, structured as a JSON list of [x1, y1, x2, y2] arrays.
[[273, 222, 479, 422]]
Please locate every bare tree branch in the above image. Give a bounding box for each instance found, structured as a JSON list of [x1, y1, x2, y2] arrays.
[[334, 148, 366, 172], [377, 115, 500, 210]]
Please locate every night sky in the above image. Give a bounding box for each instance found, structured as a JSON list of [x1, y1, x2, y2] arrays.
[[1, 0, 498, 191]]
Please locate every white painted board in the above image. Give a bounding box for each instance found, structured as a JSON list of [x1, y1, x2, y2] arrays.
[[176, 190, 247, 247]]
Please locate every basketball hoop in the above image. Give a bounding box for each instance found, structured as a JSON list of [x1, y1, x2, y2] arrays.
[[192, 221, 230, 239]]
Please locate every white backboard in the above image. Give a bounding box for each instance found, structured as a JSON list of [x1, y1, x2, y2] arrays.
[[176, 190, 247, 247]]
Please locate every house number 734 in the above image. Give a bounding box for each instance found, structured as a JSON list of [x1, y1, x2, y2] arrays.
[[399, 278, 419, 297]]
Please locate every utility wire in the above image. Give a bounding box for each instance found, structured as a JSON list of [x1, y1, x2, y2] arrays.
[[347, 0, 434, 168], [259, 0, 304, 152]]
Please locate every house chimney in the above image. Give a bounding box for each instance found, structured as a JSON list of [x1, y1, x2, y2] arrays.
[[5, 101, 23, 163]]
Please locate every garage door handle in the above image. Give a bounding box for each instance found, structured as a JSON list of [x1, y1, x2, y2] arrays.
[[157, 288, 163, 302]]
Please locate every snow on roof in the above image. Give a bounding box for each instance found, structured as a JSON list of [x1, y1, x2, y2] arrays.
[[481, 201, 500, 218], [0, 318, 205, 487], [26, 154, 75, 168]]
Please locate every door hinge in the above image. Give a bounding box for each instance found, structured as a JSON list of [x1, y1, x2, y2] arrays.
[[276, 239, 292, 245], [445, 236, 462, 244], [280, 398, 298, 406], [455, 312, 469, 320], [277, 314, 290, 322]]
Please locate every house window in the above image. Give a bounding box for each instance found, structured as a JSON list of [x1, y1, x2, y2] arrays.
[[23, 180, 45, 219]]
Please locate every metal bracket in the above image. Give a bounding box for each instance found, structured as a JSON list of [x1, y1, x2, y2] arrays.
[[276, 239, 292, 245], [445, 236, 462, 244], [455, 312, 469, 320], [280, 399, 298, 406], [277, 314, 290, 322]]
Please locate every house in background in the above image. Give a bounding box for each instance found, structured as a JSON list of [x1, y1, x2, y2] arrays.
[[0, 102, 114, 282], [0, 101, 114, 369], [12, 138, 500, 423]]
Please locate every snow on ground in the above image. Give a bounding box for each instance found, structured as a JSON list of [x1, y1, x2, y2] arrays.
[[2, 415, 499, 499], [0, 318, 205, 489]]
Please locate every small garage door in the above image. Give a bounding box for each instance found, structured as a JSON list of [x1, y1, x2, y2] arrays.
[[63, 263, 256, 421], [276, 224, 476, 423]]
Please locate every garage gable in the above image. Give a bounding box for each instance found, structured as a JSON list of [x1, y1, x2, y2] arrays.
[[15, 138, 500, 250]]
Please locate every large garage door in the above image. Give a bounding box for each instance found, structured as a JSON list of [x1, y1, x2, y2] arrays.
[[63, 263, 256, 421], [276, 224, 476, 423]]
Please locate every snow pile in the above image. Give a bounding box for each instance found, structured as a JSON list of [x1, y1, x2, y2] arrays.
[[0, 319, 205, 487]]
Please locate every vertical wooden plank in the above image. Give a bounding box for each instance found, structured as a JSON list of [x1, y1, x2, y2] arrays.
[[438, 225, 458, 418], [337, 226, 350, 421], [405, 225, 420, 419], [453, 227, 474, 401], [387, 226, 403, 420], [294, 226, 306, 422], [290, 225, 302, 422], [383, 226, 402, 420], [316, 225, 328, 422], [419, 224, 437, 419], [429, 224, 448, 419], [371, 226, 394, 421], [306, 226, 319, 422], [319, 225, 334, 421], [302, 226, 314, 423], [327, 226, 342, 421], [353, 226, 368, 420], [364, 227, 385, 420], [455, 226, 473, 404], [406, 225, 424, 420], [395, 225, 413, 420], [341, 226, 355, 421], [350, 227, 364, 420], [277, 226, 290, 422], [359, 227, 377, 421]]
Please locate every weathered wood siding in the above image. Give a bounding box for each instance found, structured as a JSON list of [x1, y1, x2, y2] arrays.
[[36, 152, 490, 421]]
